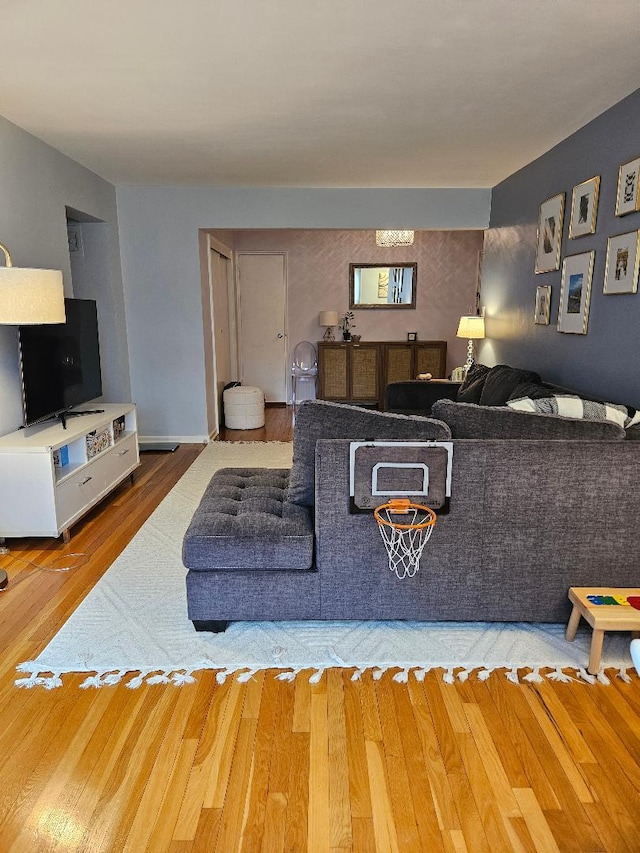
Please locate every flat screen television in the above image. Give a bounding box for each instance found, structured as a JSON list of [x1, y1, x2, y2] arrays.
[[18, 298, 103, 427]]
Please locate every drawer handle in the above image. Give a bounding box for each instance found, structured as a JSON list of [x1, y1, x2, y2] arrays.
[[79, 476, 92, 486], [117, 448, 130, 456]]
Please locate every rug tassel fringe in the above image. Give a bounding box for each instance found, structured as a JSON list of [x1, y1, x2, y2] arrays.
[[547, 667, 574, 683], [505, 668, 520, 684], [523, 668, 544, 683], [577, 667, 596, 684], [616, 667, 632, 683], [477, 668, 492, 681]]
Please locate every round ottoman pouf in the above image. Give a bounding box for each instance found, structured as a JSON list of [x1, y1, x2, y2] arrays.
[[223, 386, 265, 429]]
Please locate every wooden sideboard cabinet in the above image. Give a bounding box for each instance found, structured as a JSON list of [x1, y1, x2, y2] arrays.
[[317, 340, 447, 408]]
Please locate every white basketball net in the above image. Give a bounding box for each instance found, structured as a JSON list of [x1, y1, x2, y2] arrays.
[[375, 501, 436, 579]]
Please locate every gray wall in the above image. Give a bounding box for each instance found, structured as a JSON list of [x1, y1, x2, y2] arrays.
[[0, 116, 130, 436], [481, 88, 640, 407], [116, 186, 491, 440]]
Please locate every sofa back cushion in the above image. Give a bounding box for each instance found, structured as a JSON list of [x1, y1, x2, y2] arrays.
[[431, 399, 626, 440], [456, 363, 490, 403], [478, 365, 542, 406], [289, 400, 451, 506]]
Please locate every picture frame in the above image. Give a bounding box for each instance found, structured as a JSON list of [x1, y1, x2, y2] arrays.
[[569, 176, 600, 238], [603, 230, 640, 295], [557, 251, 594, 334], [615, 156, 640, 216], [407, 332, 417, 341], [534, 285, 551, 325], [535, 193, 565, 273]]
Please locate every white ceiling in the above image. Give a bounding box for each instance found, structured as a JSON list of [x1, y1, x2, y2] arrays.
[[2, 1, 639, 188]]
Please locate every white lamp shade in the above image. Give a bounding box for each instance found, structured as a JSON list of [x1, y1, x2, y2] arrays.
[[456, 315, 485, 339], [319, 310, 339, 327], [0, 268, 65, 324]]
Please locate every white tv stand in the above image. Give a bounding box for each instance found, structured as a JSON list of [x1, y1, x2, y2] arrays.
[[0, 403, 139, 543]]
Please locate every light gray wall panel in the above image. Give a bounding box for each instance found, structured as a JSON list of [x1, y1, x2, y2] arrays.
[[0, 116, 129, 435], [116, 186, 491, 438]]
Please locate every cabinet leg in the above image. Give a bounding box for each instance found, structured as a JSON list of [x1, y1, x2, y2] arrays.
[[62, 529, 71, 545], [130, 472, 135, 486]]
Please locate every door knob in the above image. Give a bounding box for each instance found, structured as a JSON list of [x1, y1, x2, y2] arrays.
[[277, 333, 284, 338]]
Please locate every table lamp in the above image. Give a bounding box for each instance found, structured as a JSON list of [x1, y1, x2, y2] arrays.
[[456, 315, 485, 373], [319, 310, 339, 341]]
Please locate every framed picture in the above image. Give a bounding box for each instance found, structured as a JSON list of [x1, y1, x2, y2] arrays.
[[407, 332, 417, 341], [603, 230, 640, 295], [534, 285, 551, 325], [557, 252, 594, 334], [615, 157, 640, 216], [569, 176, 600, 238], [535, 193, 565, 273]]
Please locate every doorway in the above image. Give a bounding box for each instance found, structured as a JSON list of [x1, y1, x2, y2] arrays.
[[236, 252, 287, 402]]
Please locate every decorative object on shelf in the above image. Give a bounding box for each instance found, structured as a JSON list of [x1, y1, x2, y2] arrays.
[[340, 311, 355, 341], [350, 263, 417, 309], [603, 230, 640, 295], [535, 193, 565, 273], [417, 373, 432, 380], [318, 310, 339, 341], [375, 230, 414, 247], [407, 332, 417, 341], [534, 285, 551, 325], [557, 251, 594, 334], [0, 242, 65, 325], [615, 156, 640, 216], [456, 315, 485, 373], [350, 334, 361, 343], [569, 176, 600, 239]]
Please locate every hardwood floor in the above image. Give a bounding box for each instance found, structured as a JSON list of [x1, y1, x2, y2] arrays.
[[0, 407, 639, 851]]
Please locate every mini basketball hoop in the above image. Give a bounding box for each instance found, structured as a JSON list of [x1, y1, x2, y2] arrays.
[[374, 498, 437, 579]]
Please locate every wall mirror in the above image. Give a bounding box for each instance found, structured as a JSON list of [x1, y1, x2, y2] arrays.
[[349, 263, 417, 309]]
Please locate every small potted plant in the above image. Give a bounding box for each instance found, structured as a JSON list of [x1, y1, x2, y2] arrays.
[[340, 311, 356, 341]]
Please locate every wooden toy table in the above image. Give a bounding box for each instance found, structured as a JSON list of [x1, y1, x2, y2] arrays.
[[566, 587, 640, 675]]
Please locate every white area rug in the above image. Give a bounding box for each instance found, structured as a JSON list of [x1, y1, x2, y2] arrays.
[[16, 441, 636, 689]]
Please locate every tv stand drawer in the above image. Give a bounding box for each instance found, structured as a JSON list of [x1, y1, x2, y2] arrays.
[[55, 433, 138, 531]]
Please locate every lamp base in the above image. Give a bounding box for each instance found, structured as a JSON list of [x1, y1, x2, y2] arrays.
[[463, 339, 475, 374], [322, 327, 335, 341]]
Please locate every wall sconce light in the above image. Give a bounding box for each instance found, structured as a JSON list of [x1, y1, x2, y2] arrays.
[[456, 315, 485, 373], [0, 243, 65, 325], [319, 310, 339, 341]]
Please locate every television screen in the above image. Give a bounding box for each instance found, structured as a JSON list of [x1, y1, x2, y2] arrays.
[[18, 298, 103, 426]]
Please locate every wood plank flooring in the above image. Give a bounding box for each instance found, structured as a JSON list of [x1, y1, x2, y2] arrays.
[[0, 407, 639, 851]]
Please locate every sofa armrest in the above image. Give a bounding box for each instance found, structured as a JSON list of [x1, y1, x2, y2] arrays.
[[384, 380, 461, 416]]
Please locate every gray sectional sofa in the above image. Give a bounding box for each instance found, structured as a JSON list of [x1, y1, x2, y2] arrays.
[[182, 386, 640, 631]]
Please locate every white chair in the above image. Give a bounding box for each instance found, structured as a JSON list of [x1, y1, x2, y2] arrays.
[[631, 638, 640, 676], [291, 341, 318, 419]]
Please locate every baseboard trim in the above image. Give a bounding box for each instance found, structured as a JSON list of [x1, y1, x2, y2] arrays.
[[138, 435, 209, 446]]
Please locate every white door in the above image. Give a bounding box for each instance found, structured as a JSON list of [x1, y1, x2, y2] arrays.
[[237, 252, 287, 402]]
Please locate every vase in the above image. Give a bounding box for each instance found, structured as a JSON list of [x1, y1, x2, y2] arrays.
[[342, 332, 351, 341]]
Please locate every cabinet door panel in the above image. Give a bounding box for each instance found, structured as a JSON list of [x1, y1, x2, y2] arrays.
[[415, 343, 447, 378], [384, 344, 413, 384], [351, 345, 379, 400], [320, 345, 348, 400]]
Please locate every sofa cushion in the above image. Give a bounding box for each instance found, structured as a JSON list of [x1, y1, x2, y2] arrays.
[[183, 468, 314, 570], [456, 363, 490, 403], [289, 399, 451, 507], [431, 399, 626, 440], [479, 365, 542, 406]]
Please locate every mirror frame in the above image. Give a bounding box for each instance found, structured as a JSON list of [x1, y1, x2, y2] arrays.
[[349, 262, 417, 309]]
